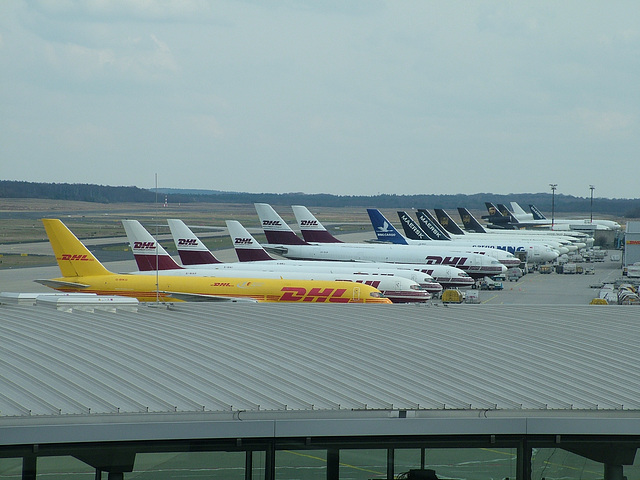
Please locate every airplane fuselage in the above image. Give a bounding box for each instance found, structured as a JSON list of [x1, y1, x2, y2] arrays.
[[263, 243, 507, 278]]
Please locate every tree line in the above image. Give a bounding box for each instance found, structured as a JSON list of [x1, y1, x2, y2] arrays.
[[2, 180, 639, 217]]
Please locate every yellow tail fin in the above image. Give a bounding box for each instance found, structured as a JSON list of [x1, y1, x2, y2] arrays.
[[42, 219, 112, 278]]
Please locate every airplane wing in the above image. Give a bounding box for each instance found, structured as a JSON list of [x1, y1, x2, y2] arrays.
[[163, 291, 259, 303], [262, 245, 289, 256], [34, 279, 91, 289]]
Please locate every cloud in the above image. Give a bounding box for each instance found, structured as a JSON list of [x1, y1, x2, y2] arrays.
[[574, 109, 636, 136], [31, 0, 215, 22]]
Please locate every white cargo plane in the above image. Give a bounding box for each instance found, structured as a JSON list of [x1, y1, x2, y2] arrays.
[[256, 203, 507, 279], [122, 220, 431, 303], [525, 203, 621, 231], [490, 202, 619, 231]]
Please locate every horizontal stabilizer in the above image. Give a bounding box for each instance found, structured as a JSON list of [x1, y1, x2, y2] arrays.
[[34, 279, 91, 289]]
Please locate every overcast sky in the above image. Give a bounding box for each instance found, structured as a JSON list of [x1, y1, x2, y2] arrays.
[[1, 1, 639, 199]]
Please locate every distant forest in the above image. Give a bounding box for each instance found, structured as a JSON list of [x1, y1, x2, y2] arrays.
[[2, 180, 640, 217]]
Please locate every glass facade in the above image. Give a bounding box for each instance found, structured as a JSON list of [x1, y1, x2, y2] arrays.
[[1, 436, 638, 480]]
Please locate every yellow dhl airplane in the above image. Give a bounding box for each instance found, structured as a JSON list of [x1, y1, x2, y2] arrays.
[[36, 219, 392, 304]]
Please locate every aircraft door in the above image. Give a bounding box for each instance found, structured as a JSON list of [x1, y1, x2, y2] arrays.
[[352, 286, 360, 302]]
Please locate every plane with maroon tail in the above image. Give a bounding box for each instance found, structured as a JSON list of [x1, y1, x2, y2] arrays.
[[256, 203, 506, 280]]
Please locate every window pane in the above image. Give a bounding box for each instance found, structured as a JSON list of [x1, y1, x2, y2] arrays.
[[339, 447, 516, 480], [532, 448, 640, 480], [421, 448, 516, 480], [0, 458, 23, 480], [275, 449, 327, 480], [133, 451, 246, 479], [36, 456, 95, 479], [340, 449, 388, 480]]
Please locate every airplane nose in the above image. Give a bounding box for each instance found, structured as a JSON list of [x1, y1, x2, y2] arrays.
[[545, 250, 559, 262]]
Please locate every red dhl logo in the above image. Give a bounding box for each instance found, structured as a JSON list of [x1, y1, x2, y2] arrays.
[[234, 238, 253, 245], [60, 254, 92, 261], [262, 220, 281, 226], [280, 287, 350, 302], [300, 220, 318, 226], [133, 241, 156, 250], [178, 238, 198, 246], [211, 282, 233, 287], [627, 240, 640, 245], [425, 255, 467, 266]]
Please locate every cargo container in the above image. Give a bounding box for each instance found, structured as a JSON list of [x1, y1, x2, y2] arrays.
[[442, 289, 465, 303]]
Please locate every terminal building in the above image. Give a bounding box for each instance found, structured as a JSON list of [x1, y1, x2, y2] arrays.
[[0, 298, 639, 480]]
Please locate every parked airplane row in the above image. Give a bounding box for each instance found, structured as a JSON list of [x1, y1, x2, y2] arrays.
[[483, 201, 621, 231], [38, 219, 392, 304], [364, 208, 560, 263], [165, 218, 474, 290], [122, 219, 437, 303], [254, 203, 509, 277], [38, 201, 578, 304]]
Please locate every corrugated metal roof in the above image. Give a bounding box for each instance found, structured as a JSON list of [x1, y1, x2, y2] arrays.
[[1, 302, 640, 419]]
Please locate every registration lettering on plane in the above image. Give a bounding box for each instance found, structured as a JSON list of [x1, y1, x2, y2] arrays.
[[279, 287, 350, 303]]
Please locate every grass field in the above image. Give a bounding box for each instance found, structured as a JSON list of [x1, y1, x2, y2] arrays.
[[0, 199, 373, 269]]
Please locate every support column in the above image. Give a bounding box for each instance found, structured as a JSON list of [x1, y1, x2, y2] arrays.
[[387, 448, 395, 480], [265, 444, 275, 480], [516, 439, 531, 480], [327, 448, 339, 480], [22, 455, 36, 480], [245, 450, 253, 480], [604, 464, 624, 480]]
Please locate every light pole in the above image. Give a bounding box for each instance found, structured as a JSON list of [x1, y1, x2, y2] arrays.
[[549, 184, 557, 228], [589, 185, 595, 223]]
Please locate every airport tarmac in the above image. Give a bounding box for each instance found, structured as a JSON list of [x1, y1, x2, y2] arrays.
[[474, 258, 623, 305]]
